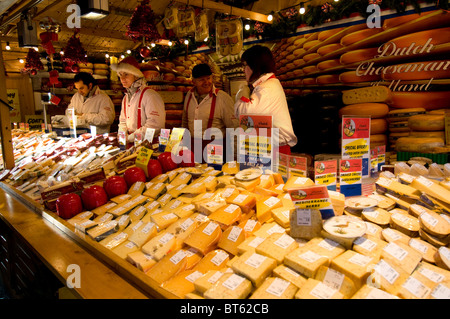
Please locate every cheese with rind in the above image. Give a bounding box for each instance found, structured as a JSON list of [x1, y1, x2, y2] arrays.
[[381, 241, 423, 275], [203, 273, 253, 299], [162, 269, 204, 298], [231, 251, 277, 287], [255, 233, 298, 264], [289, 209, 323, 240], [193, 249, 230, 273], [126, 250, 157, 272], [249, 277, 298, 299], [145, 249, 188, 285], [314, 266, 358, 298], [295, 278, 344, 299], [141, 231, 177, 261], [330, 250, 377, 289], [217, 226, 246, 256], [272, 264, 308, 289], [183, 221, 222, 255]]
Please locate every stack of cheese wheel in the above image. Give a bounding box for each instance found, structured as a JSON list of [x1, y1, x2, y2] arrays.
[[340, 86, 392, 148], [77, 62, 94, 74], [93, 63, 110, 76], [396, 112, 447, 153], [386, 108, 426, 151]]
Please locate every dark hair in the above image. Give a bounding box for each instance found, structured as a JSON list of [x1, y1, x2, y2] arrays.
[[192, 63, 212, 78], [241, 45, 276, 82], [73, 72, 96, 86]]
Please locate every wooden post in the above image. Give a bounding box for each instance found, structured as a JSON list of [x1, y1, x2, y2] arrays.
[[0, 43, 15, 169]]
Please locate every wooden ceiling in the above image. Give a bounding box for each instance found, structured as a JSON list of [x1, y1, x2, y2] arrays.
[[0, 0, 329, 74]]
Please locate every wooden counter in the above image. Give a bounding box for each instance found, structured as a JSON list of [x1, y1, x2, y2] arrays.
[[0, 182, 148, 299]]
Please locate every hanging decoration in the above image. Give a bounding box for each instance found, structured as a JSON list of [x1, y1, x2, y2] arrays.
[[321, 2, 332, 13], [23, 48, 44, 75], [163, 5, 179, 30], [369, 0, 383, 4], [62, 29, 88, 70], [215, 18, 243, 57], [39, 17, 61, 58], [177, 6, 196, 37], [126, 0, 160, 43], [194, 10, 209, 42]]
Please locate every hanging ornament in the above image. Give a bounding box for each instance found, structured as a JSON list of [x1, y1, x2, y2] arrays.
[[140, 46, 151, 58], [126, 0, 160, 43], [369, 0, 382, 5], [254, 21, 265, 34], [62, 30, 88, 65], [48, 69, 61, 86], [23, 48, 44, 74], [284, 7, 297, 18], [321, 2, 332, 13]]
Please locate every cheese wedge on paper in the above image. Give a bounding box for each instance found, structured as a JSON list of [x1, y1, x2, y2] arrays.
[[126, 250, 157, 272], [111, 240, 140, 259], [193, 249, 230, 273], [127, 221, 157, 247], [208, 204, 242, 228]]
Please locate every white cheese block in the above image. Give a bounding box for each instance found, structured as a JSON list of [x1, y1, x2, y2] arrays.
[[249, 277, 298, 299], [127, 221, 157, 247], [381, 241, 423, 274], [141, 231, 177, 261], [371, 258, 411, 295], [203, 273, 253, 299], [255, 233, 298, 264], [351, 284, 399, 299], [272, 264, 308, 289], [330, 250, 377, 289], [231, 251, 277, 287], [295, 278, 344, 299]]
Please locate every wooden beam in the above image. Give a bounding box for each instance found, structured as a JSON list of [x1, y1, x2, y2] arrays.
[[175, 0, 273, 24]]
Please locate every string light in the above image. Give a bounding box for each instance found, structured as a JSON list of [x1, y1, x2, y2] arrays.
[[126, 49, 131, 54], [105, 53, 109, 58], [299, 2, 306, 14], [19, 59, 24, 63], [5, 42, 10, 50], [151, 43, 156, 47], [184, 39, 189, 45], [168, 41, 173, 46], [60, 50, 64, 55], [120, 54, 125, 59], [267, 14, 273, 22]]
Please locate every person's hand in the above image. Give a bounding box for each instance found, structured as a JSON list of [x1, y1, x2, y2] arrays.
[[127, 132, 135, 143]]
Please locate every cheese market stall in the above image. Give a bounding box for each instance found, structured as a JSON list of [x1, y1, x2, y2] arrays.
[[0, 0, 450, 300]]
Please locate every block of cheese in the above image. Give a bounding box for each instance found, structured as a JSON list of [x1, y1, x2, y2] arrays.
[[216, 175, 234, 187], [271, 207, 293, 228], [183, 221, 222, 255], [146, 249, 188, 285], [87, 220, 118, 242], [418, 207, 450, 238], [255, 196, 282, 224], [295, 278, 344, 299], [258, 174, 276, 189], [127, 221, 157, 247], [110, 194, 132, 204], [182, 181, 207, 194], [352, 234, 387, 260], [162, 269, 204, 298], [166, 216, 202, 248], [381, 228, 411, 245], [390, 212, 420, 237], [226, 192, 256, 215], [191, 192, 216, 205], [397, 271, 437, 299], [429, 279, 450, 299], [217, 225, 246, 256], [415, 261, 450, 284], [408, 114, 445, 131], [197, 200, 227, 216], [351, 284, 399, 299], [183, 247, 203, 270], [384, 193, 417, 212], [150, 211, 179, 231], [169, 171, 192, 188], [314, 266, 358, 298], [143, 182, 167, 199], [368, 193, 396, 211], [122, 219, 146, 236], [238, 219, 262, 237], [92, 202, 117, 216], [249, 277, 298, 299], [127, 181, 145, 197], [255, 232, 298, 264], [162, 198, 183, 211], [108, 194, 149, 217], [126, 250, 157, 272], [234, 177, 261, 192], [143, 200, 161, 213], [222, 161, 239, 175], [128, 205, 147, 222], [237, 236, 265, 255], [193, 269, 227, 295], [253, 222, 286, 238], [149, 173, 169, 184], [193, 249, 230, 273], [284, 246, 330, 278], [231, 251, 277, 287], [396, 137, 445, 153], [167, 183, 187, 198], [435, 246, 450, 271], [268, 184, 286, 196], [381, 241, 423, 275], [208, 204, 242, 229], [289, 208, 323, 240], [141, 231, 177, 261], [283, 176, 315, 191], [172, 203, 197, 219], [330, 250, 377, 289], [273, 264, 308, 289], [408, 238, 438, 264], [111, 240, 140, 259], [67, 211, 94, 227], [277, 192, 296, 209], [375, 176, 421, 199], [342, 86, 392, 105], [203, 273, 253, 299], [99, 231, 128, 250], [371, 258, 410, 295], [328, 191, 345, 216], [364, 221, 383, 240]]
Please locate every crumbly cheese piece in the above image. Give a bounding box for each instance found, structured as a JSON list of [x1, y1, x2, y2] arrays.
[[361, 207, 391, 227], [256, 195, 283, 223], [295, 278, 344, 299], [351, 284, 399, 299], [352, 234, 387, 260], [217, 226, 246, 256], [381, 227, 411, 245], [141, 231, 177, 261], [126, 250, 157, 272], [231, 251, 277, 287], [203, 273, 253, 299], [255, 233, 298, 264], [127, 221, 157, 247], [111, 240, 140, 259], [289, 208, 323, 240], [371, 258, 411, 295], [162, 269, 204, 298], [146, 249, 188, 285], [381, 241, 422, 275], [408, 238, 438, 264], [193, 249, 230, 274], [272, 264, 308, 289], [249, 277, 298, 299], [183, 221, 222, 255], [330, 250, 377, 289], [314, 266, 358, 298]]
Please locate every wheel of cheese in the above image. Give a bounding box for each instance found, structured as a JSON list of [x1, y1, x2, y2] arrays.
[[317, 59, 341, 70], [78, 62, 93, 68], [302, 65, 318, 74], [409, 130, 445, 138], [389, 132, 410, 143], [316, 74, 340, 85], [371, 118, 388, 134], [79, 68, 93, 74], [339, 71, 381, 83], [371, 134, 387, 146], [293, 69, 304, 77], [338, 103, 389, 119], [293, 79, 302, 85], [163, 62, 175, 69], [317, 43, 343, 56], [303, 40, 321, 51], [388, 121, 409, 132], [428, 108, 450, 115], [93, 63, 109, 70], [303, 53, 321, 62], [93, 69, 109, 76], [293, 48, 306, 57], [340, 47, 379, 65], [286, 54, 296, 62], [302, 77, 316, 85], [381, 60, 450, 81], [391, 91, 450, 111], [163, 73, 176, 81], [294, 37, 307, 47], [318, 27, 345, 41], [340, 28, 383, 46], [382, 11, 433, 29], [387, 107, 426, 122], [144, 70, 161, 80], [293, 59, 305, 67], [304, 32, 319, 41], [396, 137, 445, 152], [286, 62, 296, 70], [385, 27, 450, 51], [408, 114, 445, 131]]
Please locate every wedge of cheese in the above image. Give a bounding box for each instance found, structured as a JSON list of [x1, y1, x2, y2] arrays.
[[197, 200, 226, 216], [226, 192, 256, 215], [238, 219, 262, 237], [364, 221, 383, 239], [183, 221, 222, 255], [314, 266, 358, 298], [222, 161, 239, 175], [295, 278, 344, 299], [411, 176, 450, 205], [149, 173, 169, 184], [258, 174, 276, 189], [249, 277, 298, 299], [290, 209, 323, 240], [146, 249, 188, 285], [110, 194, 132, 204], [397, 271, 436, 299], [165, 216, 201, 248], [108, 194, 149, 217], [182, 181, 207, 194], [203, 273, 253, 299], [375, 176, 421, 199], [193, 269, 227, 295], [99, 231, 128, 250], [351, 284, 399, 299], [208, 204, 242, 229], [231, 251, 277, 287], [255, 233, 298, 264], [217, 226, 246, 256], [277, 192, 296, 209], [111, 240, 140, 259], [256, 196, 283, 223], [141, 231, 177, 261], [352, 234, 387, 260], [253, 222, 286, 238], [162, 269, 204, 298], [91, 202, 117, 216], [128, 181, 145, 197], [193, 249, 230, 273], [86, 220, 118, 242], [414, 261, 450, 283], [284, 246, 330, 279], [381, 241, 423, 275], [283, 176, 315, 191], [381, 228, 411, 245], [234, 177, 261, 192], [237, 236, 265, 255], [271, 207, 293, 228], [169, 171, 192, 188], [408, 238, 438, 264], [143, 182, 167, 199], [167, 183, 188, 198], [67, 211, 94, 227], [435, 246, 450, 271], [126, 250, 157, 272], [127, 221, 157, 247], [272, 264, 308, 289], [128, 205, 147, 222], [371, 258, 410, 295], [150, 211, 179, 230], [418, 208, 450, 238]]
